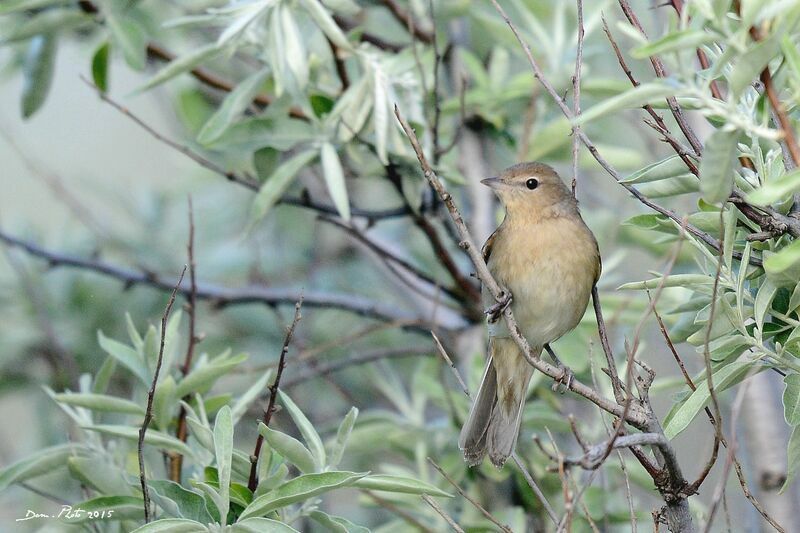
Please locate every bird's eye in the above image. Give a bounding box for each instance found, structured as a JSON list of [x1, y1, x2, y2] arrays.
[[525, 178, 539, 190]]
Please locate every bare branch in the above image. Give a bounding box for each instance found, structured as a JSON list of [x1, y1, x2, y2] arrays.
[[380, 0, 433, 43], [571, 0, 584, 196]]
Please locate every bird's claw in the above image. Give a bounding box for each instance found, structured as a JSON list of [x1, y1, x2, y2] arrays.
[[485, 291, 513, 323], [551, 366, 574, 394]]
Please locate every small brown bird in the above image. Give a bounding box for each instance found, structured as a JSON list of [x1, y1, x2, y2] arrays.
[[459, 162, 601, 467]]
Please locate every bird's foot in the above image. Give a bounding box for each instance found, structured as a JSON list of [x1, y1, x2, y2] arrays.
[[485, 290, 513, 324], [551, 365, 574, 394]]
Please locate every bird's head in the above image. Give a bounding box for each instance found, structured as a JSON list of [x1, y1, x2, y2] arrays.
[[481, 162, 576, 220]]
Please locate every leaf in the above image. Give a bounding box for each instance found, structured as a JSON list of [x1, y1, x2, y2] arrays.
[[279, 5, 308, 89], [131, 518, 207, 532], [53, 392, 144, 415], [618, 274, 714, 291], [197, 67, 271, 144], [92, 355, 117, 394], [232, 517, 301, 532], [91, 41, 110, 93], [98, 330, 150, 384], [729, 36, 780, 97], [754, 279, 777, 334], [278, 389, 326, 470], [352, 474, 452, 497], [174, 351, 248, 398], [298, 0, 353, 51], [83, 424, 194, 457], [664, 362, 754, 439], [632, 30, 716, 58], [250, 149, 318, 223], [214, 406, 234, 525], [68, 456, 132, 495], [208, 117, 313, 152], [372, 66, 390, 164], [61, 495, 144, 523], [700, 129, 738, 203], [310, 510, 369, 533], [21, 34, 57, 118], [636, 176, 700, 198], [319, 143, 350, 221], [4, 9, 89, 42], [0, 0, 66, 15], [328, 406, 357, 468], [238, 471, 367, 520], [576, 82, 677, 125], [232, 368, 273, 425], [781, 426, 800, 493], [746, 169, 800, 206], [137, 43, 225, 92], [0, 444, 84, 491], [783, 373, 800, 426], [765, 240, 800, 287], [260, 424, 316, 474], [107, 14, 146, 71], [622, 155, 694, 184]]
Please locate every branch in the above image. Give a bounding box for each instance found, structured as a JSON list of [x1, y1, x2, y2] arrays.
[[0, 230, 444, 331], [421, 494, 465, 533], [537, 433, 668, 470], [248, 299, 303, 491], [380, 0, 434, 43], [571, 0, 584, 196], [139, 266, 186, 523]]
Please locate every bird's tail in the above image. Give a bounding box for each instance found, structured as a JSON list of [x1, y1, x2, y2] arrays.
[[459, 338, 536, 467]]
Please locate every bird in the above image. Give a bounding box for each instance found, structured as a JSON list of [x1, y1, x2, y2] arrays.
[[458, 161, 601, 468]]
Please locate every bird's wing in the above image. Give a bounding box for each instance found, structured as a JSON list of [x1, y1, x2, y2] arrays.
[[481, 228, 498, 264]]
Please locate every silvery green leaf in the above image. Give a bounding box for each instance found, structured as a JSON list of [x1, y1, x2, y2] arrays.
[[5, 9, 89, 42], [250, 149, 318, 223], [352, 474, 451, 497], [765, 240, 800, 287], [68, 456, 132, 496], [328, 407, 357, 468], [130, 518, 207, 532], [754, 279, 777, 335], [148, 480, 215, 523], [137, 43, 225, 92], [198, 66, 271, 144], [83, 424, 195, 457], [279, 5, 308, 89], [781, 426, 800, 493], [331, 75, 373, 140], [233, 518, 301, 533], [259, 423, 316, 474], [98, 330, 150, 385], [622, 155, 695, 184], [231, 368, 273, 425], [310, 510, 369, 533], [632, 30, 716, 59], [636, 176, 700, 197], [298, 0, 353, 51], [208, 117, 313, 152], [729, 36, 780, 97], [0, 444, 85, 491], [61, 495, 144, 524], [783, 373, 800, 426], [217, 1, 273, 46], [373, 67, 390, 164], [700, 129, 738, 203], [174, 350, 248, 398], [107, 14, 146, 70], [53, 392, 144, 415], [153, 374, 177, 431], [92, 355, 117, 394], [277, 391, 326, 469], [782, 35, 800, 83], [21, 34, 56, 119], [320, 0, 359, 15], [746, 169, 800, 206], [213, 406, 233, 525], [186, 414, 215, 452], [576, 82, 678, 125], [320, 143, 350, 221], [0, 0, 65, 15]]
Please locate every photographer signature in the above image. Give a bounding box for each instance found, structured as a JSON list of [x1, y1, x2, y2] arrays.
[[16, 506, 115, 521]]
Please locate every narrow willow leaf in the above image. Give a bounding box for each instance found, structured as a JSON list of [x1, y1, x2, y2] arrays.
[[214, 406, 233, 526], [279, 5, 308, 89], [21, 34, 56, 118], [576, 82, 677, 125], [636, 175, 699, 197], [53, 392, 144, 415], [729, 36, 780, 97], [260, 424, 316, 474], [208, 117, 313, 152], [784, 373, 800, 426], [97, 331, 150, 385], [130, 518, 207, 532], [298, 0, 353, 51], [700, 129, 737, 203], [622, 155, 694, 184], [0, 0, 66, 15], [231, 368, 273, 425], [91, 41, 110, 93], [233, 518, 301, 532], [250, 149, 318, 223], [782, 35, 800, 84], [754, 279, 777, 334], [174, 351, 247, 398], [198, 67, 270, 144], [320, 143, 350, 221], [277, 391, 326, 468], [61, 495, 144, 523], [632, 30, 716, 59], [781, 426, 800, 493], [217, 1, 270, 46], [310, 510, 369, 533], [68, 456, 131, 495], [328, 406, 358, 468], [137, 43, 224, 92], [239, 471, 367, 520], [352, 474, 452, 497], [618, 274, 713, 290], [92, 356, 117, 394], [373, 67, 390, 164], [0, 444, 84, 491], [746, 169, 800, 206], [107, 14, 146, 70], [5, 9, 88, 42], [83, 424, 194, 457], [765, 240, 800, 287]]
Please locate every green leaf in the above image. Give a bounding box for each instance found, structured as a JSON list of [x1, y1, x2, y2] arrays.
[[83, 424, 195, 457], [61, 495, 144, 523], [21, 34, 56, 118], [636, 175, 700, 198], [754, 279, 778, 334], [107, 14, 146, 70], [747, 169, 800, 206], [239, 471, 367, 520], [622, 155, 695, 184], [197, 67, 271, 145], [352, 474, 452, 497], [576, 82, 677, 125], [98, 330, 150, 385], [91, 41, 110, 93], [298, 0, 353, 51], [0, 0, 66, 15], [319, 143, 350, 221], [0, 444, 84, 491], [328, 406, 357, 468], [214, 406, 233, 525], [232, 369, 273, 425], [131, 518, 207, 532], [782, 35, 800, 85], [632, 30, 716, 59], [781, 425, 800, 493], [278, 391, 325, 469], [664, 362, 755, 439], [4, 9, 89, 42], [250, 149, 318, 223], [618, 274, 714, 291], [783, 373, 800, 426], [309, 510, 369, 533], [232, 517, 301, 532], [729, 36, 780, 97], [68, 456, 132, 495], [765, 240, 800, 287], [209, 117, 313, 152], [175, 351, 248, 398], [259, 423, 316, 474], [53, 392, 144, 415], [137, 43, 225, 92], [700, 129, 738, 204]]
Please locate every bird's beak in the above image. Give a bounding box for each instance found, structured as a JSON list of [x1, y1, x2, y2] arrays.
[[481, 177, 504, 189]]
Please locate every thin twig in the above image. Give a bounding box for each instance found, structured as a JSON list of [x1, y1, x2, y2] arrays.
[[571, 0, 584, 196], [247, 299, 303, 491], [365, 491, 433, 531], [381, 0, 433, 43], [139, 266, 186, 523], [422, 494, 465, 533], [427, 458, 513, 533]]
